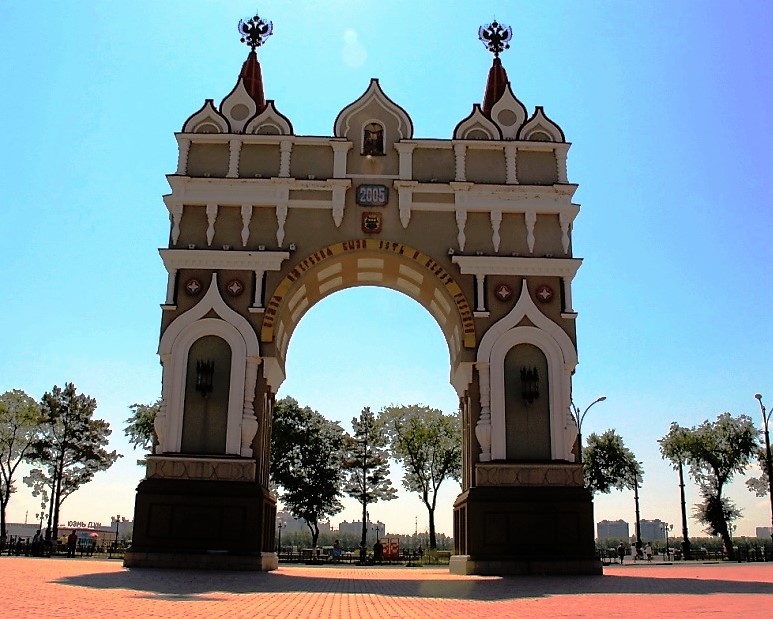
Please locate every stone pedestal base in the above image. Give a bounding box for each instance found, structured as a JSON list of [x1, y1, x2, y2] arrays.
[[451, 484, 601, 576], [124, 475, 276, 571]]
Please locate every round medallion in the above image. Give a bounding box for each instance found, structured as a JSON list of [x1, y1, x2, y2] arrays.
[[185, 278, 203, 296], [494, 283, 513, 302], [225, 279, 245, 297], [536, 285, 554, 303]]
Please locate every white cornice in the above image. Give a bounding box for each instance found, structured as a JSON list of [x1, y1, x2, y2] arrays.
[[164, 176, 352, 207], [160, 249, 289, 272], [452, 256, 582, 279]]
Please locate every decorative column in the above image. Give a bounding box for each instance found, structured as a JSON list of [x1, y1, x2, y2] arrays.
[[474, 274, 486, 312], [395, 142, 416, 180], [559, 212, 571, 254], [331, 141, 352, 177], [525, 211, 536, 254], [227, 138, 241, 178], [153, 356, 170, 453], [241, 357, 262, 457], [475, 362, 492, 462], [164, 269, 177, 305], [556, 147, 568, 183], [252, 270, 265, 310], [206, 204, 218, 246], [241, 204, 253, 247], [170, 203, 184, 245], [454, 143, 467, 182], [490, 210, 502, 252], [455, 208, 467, 252], [275, 203, 288, 246], [279, 139, 292, 177], [505, 143, 518, 184], [176, 137, 191, 175]]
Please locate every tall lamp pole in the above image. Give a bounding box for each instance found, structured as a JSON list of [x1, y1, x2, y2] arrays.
[[754, 394, 773, 550], [114, 514, 121, 546], [629, 463, 642, 549], [569, 396, 607, 463]]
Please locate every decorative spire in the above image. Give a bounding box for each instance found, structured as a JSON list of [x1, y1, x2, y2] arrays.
[[235, 12, 274, 110], [238, 12, 274, 51], [478, 21, 512, 116]]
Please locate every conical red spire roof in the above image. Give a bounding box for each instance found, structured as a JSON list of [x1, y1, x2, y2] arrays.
[[482, 57, 509, 116], [239, 51, 266, 111]]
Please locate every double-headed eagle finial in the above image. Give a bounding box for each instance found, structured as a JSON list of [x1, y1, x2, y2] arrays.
[[478, 20, 512, 58], [238, 12, 274, 51]]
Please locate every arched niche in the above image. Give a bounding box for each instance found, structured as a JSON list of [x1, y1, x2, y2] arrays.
[[181, 335, 232, 454]]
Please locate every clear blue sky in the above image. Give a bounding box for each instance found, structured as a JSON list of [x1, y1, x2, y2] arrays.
[[1, 1, 772, 540]]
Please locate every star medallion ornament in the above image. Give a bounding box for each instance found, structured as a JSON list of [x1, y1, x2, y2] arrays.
[[226, 279, 245, 297], [495, 283, 513, 302], [185, 279, 203, 296], [536, 285, 554, 303]]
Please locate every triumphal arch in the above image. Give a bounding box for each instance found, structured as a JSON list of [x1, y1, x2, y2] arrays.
[[124, 15, 601, 575]]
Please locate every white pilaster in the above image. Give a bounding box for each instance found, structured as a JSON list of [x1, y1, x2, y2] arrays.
[[475, 363, 492, 462], [455, 208, 467, 252], [227, 138, 241, 178], [276, 203, 288, 246], [206, 204, 218, 246], [241, 204, 253, 247], [505, 143, 518, 184], [475, 274, 486, 312], [176, 137, 191, 175], [240, 356, 261, 457], [170, 203, 184, 245], [279, 139, 292, 178], [490, 210, 502, 253], [525, 211, 536, 254], [454, 143, 467, 182]]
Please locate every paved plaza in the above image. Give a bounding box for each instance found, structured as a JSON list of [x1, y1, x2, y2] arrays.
[[2, 557, 772, 618]]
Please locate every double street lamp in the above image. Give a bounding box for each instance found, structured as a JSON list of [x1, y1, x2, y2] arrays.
[[754, 393, 773, 549], [569, 396, 607, 463]]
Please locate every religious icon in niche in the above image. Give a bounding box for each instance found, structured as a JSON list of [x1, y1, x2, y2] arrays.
[[362, 122, 385, 156]]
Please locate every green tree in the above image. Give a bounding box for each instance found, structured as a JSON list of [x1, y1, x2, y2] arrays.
[[380, 404, 461, 550], [124, 399, 160, 465], [675, 413, 758, 559], [270, 397, 345, 549], [745, 446, 770, 497], [583, 429, 642, 494], [659, 422, 694, 557], [0, 390, 42, 538], [24, 383, 121, 540], [342, 407, 397, 560]]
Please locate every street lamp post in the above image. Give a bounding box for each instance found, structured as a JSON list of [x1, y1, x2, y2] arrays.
[[754, 394, 773, 551], [277, 521, 284, 555], [114, 514, 121, 546], [628, 463, 642, 552], [569, 396, 607, 463], [661, 522, 673, 560]]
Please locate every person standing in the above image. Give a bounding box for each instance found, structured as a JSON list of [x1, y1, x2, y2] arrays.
[[617, 542, 625, 565], [67, 530, 78, 558]]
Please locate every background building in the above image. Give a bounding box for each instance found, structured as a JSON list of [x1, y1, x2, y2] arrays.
[[597, 519, 629, 541]]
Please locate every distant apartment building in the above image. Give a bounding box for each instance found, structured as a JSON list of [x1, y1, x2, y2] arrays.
[[277, 510, 331, 534], [338, 519, 387, 540], [639, 519, 667, 543], [597, 520, 629, 540], [756, 526, 773, 538]]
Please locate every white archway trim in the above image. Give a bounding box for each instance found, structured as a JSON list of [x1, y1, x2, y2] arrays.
[[489, 326, 572, 460], [477, 280, 578, 462], [162, 318, 247, 456], [477, 280, 576, 367], [157, 274, 262, 457]]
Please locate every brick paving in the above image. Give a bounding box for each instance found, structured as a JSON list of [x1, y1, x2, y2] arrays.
[[2, 557, 773, 618]]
